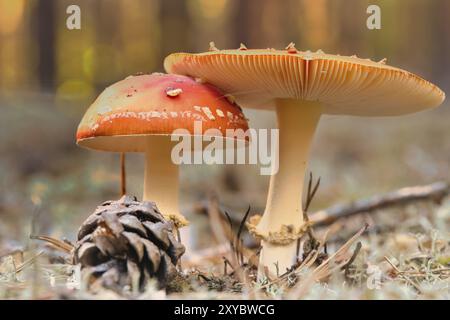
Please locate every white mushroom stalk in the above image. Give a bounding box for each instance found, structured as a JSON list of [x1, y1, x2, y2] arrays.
[[253, 100, 322, 275], [143, 138, 188, 228]]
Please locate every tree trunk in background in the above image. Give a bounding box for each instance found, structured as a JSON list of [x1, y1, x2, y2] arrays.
[[94, 0, 120, 47], [431, 0, 449, 84], [159, 0, 190, 58], [233, 0, 252, 47], [36, 0, 55, 91], [117, 0, 159, 74], [300, 0, 330, 50], [337, 0, 365, 53], [93, 0, 121, 91]]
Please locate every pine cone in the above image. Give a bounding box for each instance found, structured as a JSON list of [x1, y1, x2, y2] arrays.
[[72, 195, 185, 292]]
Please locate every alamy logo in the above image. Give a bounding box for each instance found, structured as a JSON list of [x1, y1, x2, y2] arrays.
[[367, 5, 381, 30], [171, 121, 279, 176], [66, 5, 81, 30]]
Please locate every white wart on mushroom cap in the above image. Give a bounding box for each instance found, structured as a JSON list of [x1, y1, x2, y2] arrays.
[[77, 73, 249, 228], [164, 46, 446, 275]]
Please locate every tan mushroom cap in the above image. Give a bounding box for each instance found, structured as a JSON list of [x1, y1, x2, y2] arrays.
[[77, 73, 249, 152], [164, 48, 445, 116]]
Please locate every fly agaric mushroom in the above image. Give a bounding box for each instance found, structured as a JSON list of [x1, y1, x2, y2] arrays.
[[77, 73, 249, 228], [164, 46, 446, 274]]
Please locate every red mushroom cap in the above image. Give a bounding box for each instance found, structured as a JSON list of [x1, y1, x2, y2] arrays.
[[76, 73, 249, 152]]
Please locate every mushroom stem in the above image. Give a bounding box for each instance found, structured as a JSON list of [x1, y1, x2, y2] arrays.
[[256, 99, 322, 276], [143, 138, 189, 228]]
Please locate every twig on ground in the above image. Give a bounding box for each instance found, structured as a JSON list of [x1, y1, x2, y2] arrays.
[[303, 172, 321, 238], [15, 250, 44, 274], [205, 196, 257, 298], [311, 182, 449, 227], [296, 172, 321, 263], [223, 211, 236, 255], [343, 241, 362, 275], [223, 256, 234, 275], [205, 197, 256, 268], [235, 206, 251, 266], [207, 197, 238, 265], [30, 235, 74, 253], [384, 256, 423, 293]]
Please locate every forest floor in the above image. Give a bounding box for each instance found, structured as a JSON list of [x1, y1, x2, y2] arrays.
[[1, 183, 449, 300]]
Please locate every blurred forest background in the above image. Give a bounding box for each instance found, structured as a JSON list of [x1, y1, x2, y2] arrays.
[[0, 0, 449, 252]]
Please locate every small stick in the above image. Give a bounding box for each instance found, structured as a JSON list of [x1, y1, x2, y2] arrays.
[[223, 257, 228, 275], [311, 182, 449, 227], [224, 211, 235, 254], [303, 172, 321, 215], [384, 256, 403, 274], [207, 196, 240, 271], [222, 256, 234, 274], [15, 251, 44, 274], [30, 235, 74, 253], [235, 206, 251, 266], [297, 172, 321, 262], [303, 172, 321, 239], [384, 256, 422, 293], [313, 224, 368, 277], [120, 152, 126, 196], [343, 241, 362, 275]]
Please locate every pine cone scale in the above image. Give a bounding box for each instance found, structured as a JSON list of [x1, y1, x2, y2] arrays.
[[122, 231, 145, 262], [141, 238, 162, 273], [119, 215, 148, 237], [143, 221, 172, 250]]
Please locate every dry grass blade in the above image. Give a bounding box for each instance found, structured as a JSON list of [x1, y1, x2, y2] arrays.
[[289, 224, 368, 298], [384, 256, 423, 293], [303, 172, 320, 235], [314, 224, 368, 277], [303, 172, 321, 215], [301, 229, 331, 270], [223, 256, 233, 275], [343, 242, 362, 271], [302, 173, 321, 234], [207, 196, 240, 272], [297, 172, 321, 260], [223, 211, 235, 254], [206, 197, 257, 298], [30, 235, 74, 253], [15, 250, 44, 273], [235, 206, 251, 266], [223, 211, 234, 233], [205, 197, 256, 269]]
